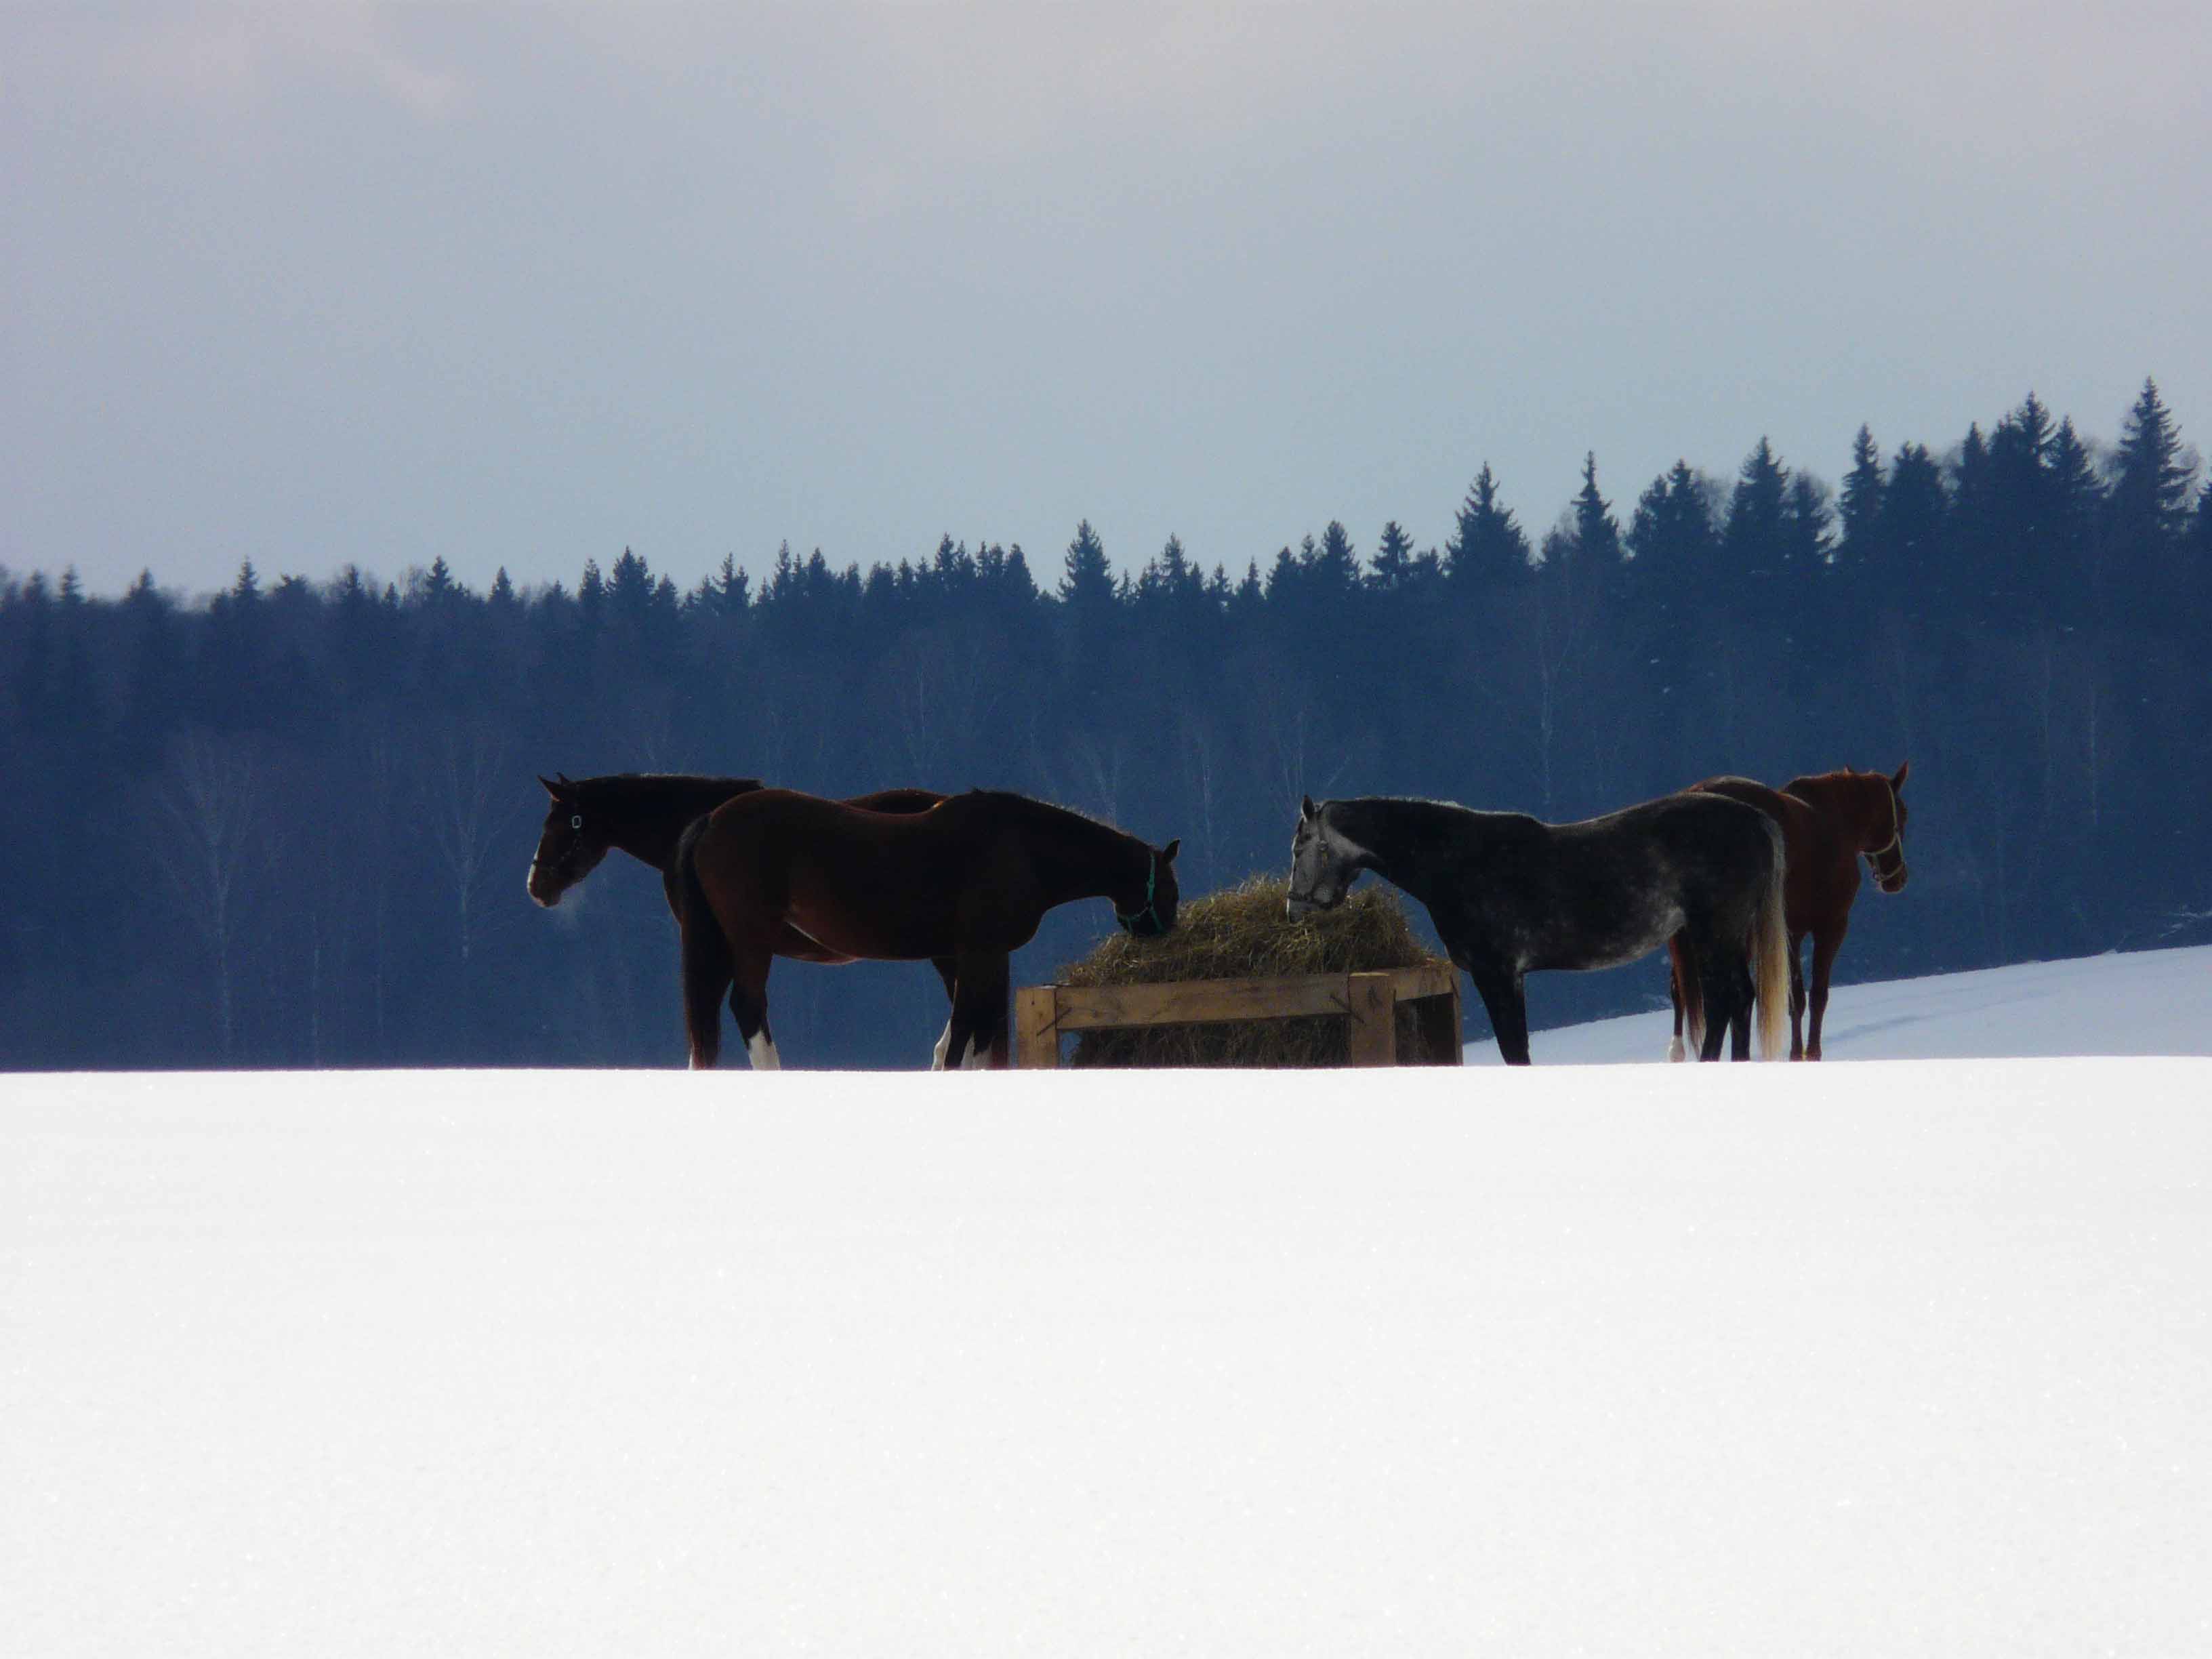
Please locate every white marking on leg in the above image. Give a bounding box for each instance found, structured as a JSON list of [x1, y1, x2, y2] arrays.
[[960, 1036, 989, 1071], [747, 1031, 781, 1071], [1666, 1035, 1686, 1063], [932, 1020, 954, 1071]]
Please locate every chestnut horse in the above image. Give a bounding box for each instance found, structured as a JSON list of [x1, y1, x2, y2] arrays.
[[676, 788, 1181, 1071], [1668, 762, 1910, 1061], [526, 773, 970, 1061]]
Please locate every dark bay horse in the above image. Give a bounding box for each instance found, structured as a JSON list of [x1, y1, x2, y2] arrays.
[[525, 773, 964, 1059], [1288, 792, 1788, 1063], [677, 788, 1181, 1071], [1667, 762, 1910, 1061]]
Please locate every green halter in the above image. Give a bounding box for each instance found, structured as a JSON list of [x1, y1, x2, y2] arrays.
[[1115, 852, 1166, 937]]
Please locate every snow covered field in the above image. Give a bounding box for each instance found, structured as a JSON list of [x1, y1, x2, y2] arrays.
[[1478, 941, 2212, 1064], [5, 949, 2209, 1657]]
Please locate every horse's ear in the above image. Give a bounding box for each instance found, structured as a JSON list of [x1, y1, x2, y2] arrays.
[[1161, 838, 1180, 864], [1300, 795, 1316, 821], [1891, 760, 1910, 792], [539, 775, 565, 800]]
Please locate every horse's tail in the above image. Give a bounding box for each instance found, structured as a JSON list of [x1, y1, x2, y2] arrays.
[[1671, 934, 1703, 1059], [1752, 815, 1789, 1061], [675, 815, 730, 1068]]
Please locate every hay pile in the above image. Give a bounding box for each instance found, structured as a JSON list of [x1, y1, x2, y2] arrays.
[[1056, 874, 1453, 1067]]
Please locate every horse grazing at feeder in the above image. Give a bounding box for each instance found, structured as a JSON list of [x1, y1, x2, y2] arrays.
[[1666, 762, 1911, 1062], [525, 773, 966, 1061], [675, 787, 1181, 1072], [1288, 791, 1788, 1064]]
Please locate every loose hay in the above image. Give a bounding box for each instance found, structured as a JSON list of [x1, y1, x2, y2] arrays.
[[1054, 874, 1454, 1067]]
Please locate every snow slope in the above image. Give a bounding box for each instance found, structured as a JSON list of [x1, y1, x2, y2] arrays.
[[5, 951, 2210, 1658], [1476, 942, 2212, 1064]]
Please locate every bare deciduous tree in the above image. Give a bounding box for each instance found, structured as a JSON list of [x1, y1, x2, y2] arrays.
[[423, 724, 522, 962], [150, 729, 264, 1058]]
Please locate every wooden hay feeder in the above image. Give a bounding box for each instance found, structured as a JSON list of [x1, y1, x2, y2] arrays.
[[1015, 962, 1461, 1067], [1015, 875, 1462, 1069]]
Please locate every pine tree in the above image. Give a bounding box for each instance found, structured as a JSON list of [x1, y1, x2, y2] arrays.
[[1311, 520, 1360, 602], [608, 547, 655, 622], [1059, 520, 1115, 613], [576, 558, 606, 630], [1782, 472, 1833, 579], [1872, 441, 1947, 619], [2046, 417, 2104, 602], [1570, 452, 1623, 570], [2108, 377, 2194, 548], [1723, 438, 1790, 606], [420, 555, 458, 607], [1836, 425, 1886, 572], [1445, 464, 1534, 590], [710, 553, 750, 615]]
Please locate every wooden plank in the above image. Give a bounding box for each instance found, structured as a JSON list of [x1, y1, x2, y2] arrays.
[[1414, 975, 1462, 1064], [1047, 975, 1355, 1031], [1386, 962, 1458, 1004], [1014, 986, 1062, 1069], [1345, 971, 1397, 1065]]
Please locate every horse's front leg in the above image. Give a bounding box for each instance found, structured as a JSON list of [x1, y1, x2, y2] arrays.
[[1467, 966, 1531, 1065], [680, 909, 731, 1070]]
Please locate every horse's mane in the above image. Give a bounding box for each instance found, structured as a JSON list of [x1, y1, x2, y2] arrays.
[[1327, 794, 1533, 830], [1782, 768, 1876, 803], [571, 773, 764, 816], [960, 787, 1142, 841]]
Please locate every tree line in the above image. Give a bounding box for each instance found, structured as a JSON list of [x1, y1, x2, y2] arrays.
[[3, 379, 2207, 1069]]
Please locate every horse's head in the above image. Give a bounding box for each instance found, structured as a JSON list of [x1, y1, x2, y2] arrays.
[[527, 774, 612, 907], [1286, 796, 1363, 916], [1113, 838, 1181, 938], [1868, 761, 1910, 894]]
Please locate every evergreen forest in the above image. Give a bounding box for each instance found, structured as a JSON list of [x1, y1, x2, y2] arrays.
[[5, 380, 2209, 1069]]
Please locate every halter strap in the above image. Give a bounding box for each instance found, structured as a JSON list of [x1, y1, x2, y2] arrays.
[[1866, 780, 1905, 870], [1115, 851, 1162, 935]]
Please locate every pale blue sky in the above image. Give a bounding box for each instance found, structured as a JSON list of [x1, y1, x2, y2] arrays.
[[5, 2, 2206, 596]]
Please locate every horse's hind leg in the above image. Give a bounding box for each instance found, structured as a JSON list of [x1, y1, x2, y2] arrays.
[[928, 956, 959, 1069], [938, 953, 1010, 1071], [1692, 946, 1738, 1063], [725, 943, 781, 1071], [967, 955, 1012, 1069], [1788, 930, 1808, 1060], [1665, 937, 1689, 1063]]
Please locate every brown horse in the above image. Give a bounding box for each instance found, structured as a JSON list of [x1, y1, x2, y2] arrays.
[[1668, 762, 1911, 1061], [527, 773, 968, 1058], [676, 787, 1180, 1071]]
